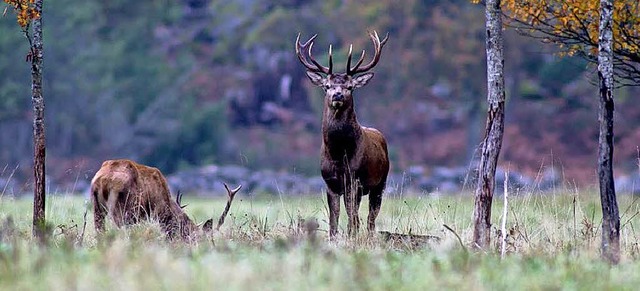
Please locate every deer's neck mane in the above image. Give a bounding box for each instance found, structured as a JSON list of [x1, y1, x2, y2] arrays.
[[322, 104, 362, 160]]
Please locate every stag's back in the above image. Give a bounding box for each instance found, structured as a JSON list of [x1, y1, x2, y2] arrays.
[[91, 159, 194, 233], [91, 160, 144, 225]]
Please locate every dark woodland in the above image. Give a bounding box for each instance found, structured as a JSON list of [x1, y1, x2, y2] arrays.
[[2, 0, 640, 194]]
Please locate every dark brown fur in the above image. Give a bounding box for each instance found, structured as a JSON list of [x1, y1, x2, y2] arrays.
[[90, 159, 208, 240], [296, 32, 390, 237], [318, 74, 390, 237]]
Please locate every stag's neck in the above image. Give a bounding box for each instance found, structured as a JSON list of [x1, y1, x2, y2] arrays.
[[322, 105, 363, 160], [159, 203, 198, 239]]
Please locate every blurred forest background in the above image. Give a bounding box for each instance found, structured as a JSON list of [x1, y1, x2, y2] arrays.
[[1, 0, 640, 192]]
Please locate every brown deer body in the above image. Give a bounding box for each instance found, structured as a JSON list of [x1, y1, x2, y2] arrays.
[[296, 32, 390, 237], [90, 159, 241, 240]]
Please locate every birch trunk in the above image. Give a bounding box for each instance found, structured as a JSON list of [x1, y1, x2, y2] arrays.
[[31, 0, 47, 240], [472, 0, 506, 250], [597, 0, 620, 264]]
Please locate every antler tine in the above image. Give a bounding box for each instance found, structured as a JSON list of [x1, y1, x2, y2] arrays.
[[346, 44, 353, 73], [307, 42, 333, 75], [348, 30, 389, 75], [223, 183, 242, 197], [379, 31, 390, 46], [347, 49, 366, 75], [295, 33, 320, 72], [347, 44, 366, 75], [328, 45, 333, 74], [295, 33, 331, 74], [176, 190, 187, 209]]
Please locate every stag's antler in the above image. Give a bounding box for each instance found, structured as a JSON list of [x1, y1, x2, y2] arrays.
[[347, 31, 389, 76], [216, 183, 242, 231], [295, 33, 333, 74], [175, 190, 187, 209]]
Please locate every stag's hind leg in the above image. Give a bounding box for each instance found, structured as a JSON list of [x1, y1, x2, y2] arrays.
[[92, 188, 107, 234], [367, 184, 384, 234]]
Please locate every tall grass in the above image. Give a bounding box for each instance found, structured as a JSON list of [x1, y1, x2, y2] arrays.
[[0, 191, 639, 290]]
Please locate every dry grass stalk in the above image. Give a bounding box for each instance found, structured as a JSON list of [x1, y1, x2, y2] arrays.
[[501, 171, 508, 258]]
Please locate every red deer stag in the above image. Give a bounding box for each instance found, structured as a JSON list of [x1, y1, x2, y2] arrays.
[[295, 31, 390, 237], [90, 159, 241, 240]]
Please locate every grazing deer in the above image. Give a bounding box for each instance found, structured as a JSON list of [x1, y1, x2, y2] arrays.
[[295, 31, 390, 237], [90, 159, 241, 240]]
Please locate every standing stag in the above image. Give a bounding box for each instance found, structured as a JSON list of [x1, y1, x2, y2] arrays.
[[295, 31, 390, 237]]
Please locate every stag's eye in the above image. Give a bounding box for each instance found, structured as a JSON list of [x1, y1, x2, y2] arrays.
[[346, 85, 353, 90], [323, 85, 330, 90]]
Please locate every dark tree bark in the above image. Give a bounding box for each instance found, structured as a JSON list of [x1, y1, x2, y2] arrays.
[[472, 0, 506, 250], [597, 0, 620, 264], [30, 0, 47, 240]]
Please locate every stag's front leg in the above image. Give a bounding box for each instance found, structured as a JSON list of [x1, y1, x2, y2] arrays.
[[344, 184, 362, 237], [326, 190, 341, 238]]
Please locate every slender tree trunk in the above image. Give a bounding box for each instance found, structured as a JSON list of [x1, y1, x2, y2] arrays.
[[31, 0, 46, 240], [597, 0, 620, 264], [472, 0, 506, 250]]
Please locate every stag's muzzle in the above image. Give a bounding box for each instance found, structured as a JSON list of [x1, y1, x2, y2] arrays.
[[331, 94, 344, 108]]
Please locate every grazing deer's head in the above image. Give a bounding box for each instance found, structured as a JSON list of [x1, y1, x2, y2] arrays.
[[295, 31, 388, 111]]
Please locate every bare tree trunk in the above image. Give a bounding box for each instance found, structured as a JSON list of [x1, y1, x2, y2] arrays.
[[30, 0, 47, 240], [472, 0, 506, 250], [597, 0, 620, 264]]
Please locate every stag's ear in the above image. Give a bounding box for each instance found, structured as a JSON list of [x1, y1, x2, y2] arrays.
[[352, 72, 374, 88], [305, 71, 325, 87], [202, 219, 213, 233]]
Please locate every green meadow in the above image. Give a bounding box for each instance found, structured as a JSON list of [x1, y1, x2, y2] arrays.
[[1, 191, 640, 290]]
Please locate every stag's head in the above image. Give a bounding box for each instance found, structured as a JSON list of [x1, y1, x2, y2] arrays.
[[295, 31, 388, 111], [172, 183, 242, 238]]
